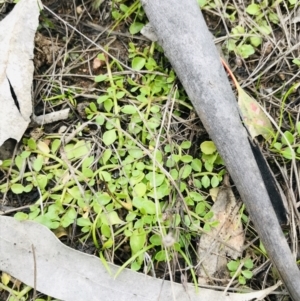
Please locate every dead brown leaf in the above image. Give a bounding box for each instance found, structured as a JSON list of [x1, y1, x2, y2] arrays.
[[197, 178, 244, 284]]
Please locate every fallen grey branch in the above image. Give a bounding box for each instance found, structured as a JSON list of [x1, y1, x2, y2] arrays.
[[0, 216, 282, 301], [140, 0, 300, 300], [31, 108, 70, 126]]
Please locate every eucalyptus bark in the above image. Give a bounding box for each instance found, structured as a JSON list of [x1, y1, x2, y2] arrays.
[[141, 0, 300, 299]]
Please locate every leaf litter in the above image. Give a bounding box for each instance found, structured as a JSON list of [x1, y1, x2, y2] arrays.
[[197, 175, 244, 284], [0, 216, 282, 301], [221, 58, 273, 140], [0, 0, 41, 146]]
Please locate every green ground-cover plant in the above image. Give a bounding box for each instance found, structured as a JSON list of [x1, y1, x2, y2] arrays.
[[4, 1, 299, 299], [0, 37, 226, 277], [0, 272, 35, 301], [227, 258, 254, 285], [271, 126, 300, 160], [198, 0, 284, 59], [1, 135, 224, 271], [268, 83, 300, 160], [225, 2, 279, 59]]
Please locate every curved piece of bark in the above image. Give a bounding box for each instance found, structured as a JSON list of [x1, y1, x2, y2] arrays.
[[141, 0, 300, 299]]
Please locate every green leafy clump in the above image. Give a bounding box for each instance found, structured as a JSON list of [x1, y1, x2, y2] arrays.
[[227, 258, 254, 285], [198, 0, 280, 59], [110, 0, 145, 35], [0, 6, 227, 279], [269, 83, 300, 160], [198, 141, 225, 189], [222, 2, 279, 58], [2, 120, 225, 273], [271, 126, 300, 160]]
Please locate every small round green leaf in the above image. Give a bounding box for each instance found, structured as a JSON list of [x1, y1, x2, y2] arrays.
[[200, 141, 216, 155], [244, 258, 254, 269], [190, 192, 203, 201], [23, 184, 33, 193], [155, 250, 167, 262], [15, 156, 25, 171], [180, 141, 192, 149], [232, 25, 245, 35], [281, 148, 294, 159], [11, 183, 25, 194], [191, 158, 202, 172], [97, 95, 110, 104], [101, 149, 112, 165], [104, 99, 113, 112], [146, 172, 165, 187], [250, 36, 262, 47], [131, 261, 141, 271], [195, 202, 206, 215], [211, 175, 219, 188], [101, 224, 111, 238], [130, 229, 146, 254], [180, 155, 193, 163], [99, 171, 111, 182], [293, 59, 300, 67], [103, 130, 117, 146], [170, 169, 178, 180], [89, 102, 97, 112], [193, 178, 202, 188], [204, 161, 213, 172], [37, 174, 48, 190], [14, 212, 28, 221], [128, 148, 144, 159], [204, 211, 213, 220], [246, 3, 260, 15], [258, 21, 272, 35], [27, 138, 36, 150], [77, 217, 92, 227], [150, 105, 160, 113], [136, 162, 145, 170], [133, 183, 147, 197], [51, 139, 61, 154], [33, 156, 43, 172], [132, 197, 144, 210], [238, 275, 246, 285], [129, 22, 144, 35], [242, 270, 253, 279], [121, 105, 137, 114], [237, 44, 255, 59], [273, 142, 282, 150], [227, 260, 239, 271], [132, 57, 146, 70], [150, 234, 162, 246], [147, 117, 160, 129], [179, 165, 192, 179], [95, 74, 107, 82], [61, 207, 77, 228], [201, 175, 210, 188], [142, 200, 156, 215], [100, 211, 123, 225], [281, 131, 294, 145]]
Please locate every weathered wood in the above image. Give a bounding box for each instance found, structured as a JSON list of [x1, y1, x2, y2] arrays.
[[141, 0, 300, 299]]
